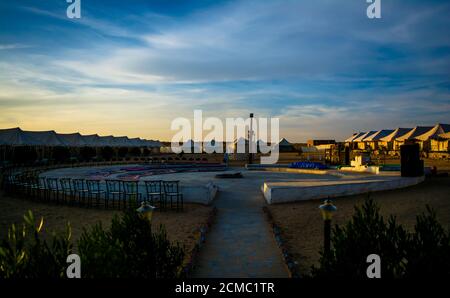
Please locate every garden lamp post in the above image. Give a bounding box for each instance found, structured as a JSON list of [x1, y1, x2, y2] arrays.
[[319, 199, 337, 257], [137, 201, 156, 224]]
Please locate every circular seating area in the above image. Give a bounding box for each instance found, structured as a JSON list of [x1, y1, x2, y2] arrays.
[[2, 168, 183, 211]]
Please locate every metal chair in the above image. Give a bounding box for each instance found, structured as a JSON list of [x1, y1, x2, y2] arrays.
[[72, 179, 88, 206], [28, 175, 41, 200], [37, 176, 49, 201], [46, 178, 60, 203], [86, 179, 105, 208], [144, 180, 164, 209], [59, 178, 73, 204], [123, 180, 141, 208], [163, 180, 183, 211], [105, 179, 124, 209]]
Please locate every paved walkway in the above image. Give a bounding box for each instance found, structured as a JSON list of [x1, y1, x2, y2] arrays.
[[192, 178, 289, 278]]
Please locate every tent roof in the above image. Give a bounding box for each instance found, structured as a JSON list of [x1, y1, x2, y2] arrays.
[[415, 123, 450, 141], [57, 133, 86, 146], [0, 127, 24, 145], [0, 128, 65, 146], [353, 131, 378, 142], [0, 128, 162, 147], [278, 138, 293, 146], [379, 128, 412, 142], [345, 132, 365, 142], [396, 126, 434, 141], [363, 129, 395, 141]]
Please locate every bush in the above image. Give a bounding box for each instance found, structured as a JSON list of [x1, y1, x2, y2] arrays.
[[77, 208, 185, 278], [311, 198, 450, 279], [1, 209, 185, 279], [0, 211, 72, 278]]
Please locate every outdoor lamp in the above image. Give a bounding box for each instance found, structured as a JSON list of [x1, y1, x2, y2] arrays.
[[319, 199, 337, 221], [136, 201, 156, 223], [319, 199, 337, 257]]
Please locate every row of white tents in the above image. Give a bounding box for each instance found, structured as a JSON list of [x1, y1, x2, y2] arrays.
[[0, 127, 162, 148], [345, 124, 450, 143], [345, 123, 450, 151]]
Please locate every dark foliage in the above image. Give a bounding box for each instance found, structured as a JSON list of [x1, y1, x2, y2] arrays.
[[80, 146, 96, 162], [77, 208, 185, 278], [100, 146, 114, 161], [52, 146, 71, 163], [311, 198, 450, 279], [0, 211, 72, 278]]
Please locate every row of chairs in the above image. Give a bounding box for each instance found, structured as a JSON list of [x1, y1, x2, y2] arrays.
[[4, 173, 183, 211]]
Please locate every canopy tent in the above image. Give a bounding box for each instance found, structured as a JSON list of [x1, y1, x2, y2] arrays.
[[0, 127, 27, 145], [0, 128, 65, 146], [395, 126, 434, 141], [414, 123, 450, 141], [353, 131, 378, 142], [363, 130, 394, 141], [80, 134, 102, 146], [277, 138, 295, 152], [345, 132, 366, 142], [0, 127, 161, 148], [379, 128, 413, 142], [58, 133, 87, 147]]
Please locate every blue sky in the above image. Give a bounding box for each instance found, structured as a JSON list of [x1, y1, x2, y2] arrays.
[[0, 0, 449, 141]]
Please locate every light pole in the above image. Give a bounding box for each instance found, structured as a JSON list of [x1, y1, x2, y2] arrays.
[[319, 199, 337, 257], [248, 113, 254, 165], [136, 201, 156, 224]]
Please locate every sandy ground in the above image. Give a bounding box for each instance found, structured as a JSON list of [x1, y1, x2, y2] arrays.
[[0, 192, 213, 263], [267, 176, 450, 276]]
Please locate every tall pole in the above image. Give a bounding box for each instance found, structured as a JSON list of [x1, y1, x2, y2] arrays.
[[248, 113, 254, 165]]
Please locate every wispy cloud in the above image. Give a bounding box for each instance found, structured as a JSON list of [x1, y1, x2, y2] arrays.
[[0, 0, 449, 141]]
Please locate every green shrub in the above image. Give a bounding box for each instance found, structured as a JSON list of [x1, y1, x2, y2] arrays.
[[0, 211, 72, 278], [311, 198, 450, 279], [78, 208, 185, 278]]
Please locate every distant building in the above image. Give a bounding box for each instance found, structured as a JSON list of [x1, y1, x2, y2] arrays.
[[307, 139, 336, 147]]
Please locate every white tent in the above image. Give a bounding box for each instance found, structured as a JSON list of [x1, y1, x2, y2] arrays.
[[0, 127, 25, 145], [414, 123, 450, 141], [345, 132, 366, 142], [363, 130, 394, 141], [277, 138, 295, 152], [58, 133, 87, 147], [353, 131, 377, 142], [81, 134, 102, 147], [379, 128, 412, 142], [396, 126, 434, 141]]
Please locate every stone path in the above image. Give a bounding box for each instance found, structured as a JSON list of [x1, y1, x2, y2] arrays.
[[191, 178, 289, 278]]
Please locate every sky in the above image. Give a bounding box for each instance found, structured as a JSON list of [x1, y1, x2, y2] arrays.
[[0, 0, 449, 142]]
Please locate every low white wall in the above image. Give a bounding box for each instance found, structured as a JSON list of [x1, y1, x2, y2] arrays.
[[262, 176, 425, 204], [181, 182, 218, 205]]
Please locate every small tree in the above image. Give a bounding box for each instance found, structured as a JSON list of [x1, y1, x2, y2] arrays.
[[311, 198, 450, 279], [0, 211, 72, 278], [78, 208, 185, 278]]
